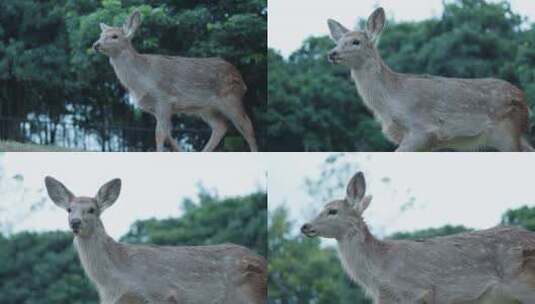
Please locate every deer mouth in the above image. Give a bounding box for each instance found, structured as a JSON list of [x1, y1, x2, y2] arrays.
[[301, 224, 318, 237], [328, 53, 342, 64]]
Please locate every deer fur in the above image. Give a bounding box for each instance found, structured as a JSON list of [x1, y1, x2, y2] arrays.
[[327, 7, 533, 152], [45, 176, 266, 304], [301, 172, 535, 303], [93, 11, 258, 152]]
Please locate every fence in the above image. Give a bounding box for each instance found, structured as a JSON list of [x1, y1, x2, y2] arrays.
[[0, 116, 210, 151]]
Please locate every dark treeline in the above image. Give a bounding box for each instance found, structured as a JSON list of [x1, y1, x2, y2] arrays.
[[267, 0, 535, 151], [0, 0, 267, 151], [268, 204, 535, 304], [0, 191, 267, 303]]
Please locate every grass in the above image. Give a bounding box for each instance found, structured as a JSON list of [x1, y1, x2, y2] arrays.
[[0, 140, 81, 152]]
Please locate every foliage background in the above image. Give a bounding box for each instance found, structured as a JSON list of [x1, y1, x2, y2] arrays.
[[0, 0, 267, 151], [267, 0, 535, 151]]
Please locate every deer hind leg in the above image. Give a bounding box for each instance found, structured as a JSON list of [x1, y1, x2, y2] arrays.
[[155, 118, 169, 152], [230, 256, 267, 304], [487, 120, 522, 152], [521, 137, 534, 152], [219, 97, 258, 152], [199, 110, 229, 152]]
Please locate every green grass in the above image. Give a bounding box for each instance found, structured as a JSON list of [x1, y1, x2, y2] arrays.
[[0, 140, 81, 152]]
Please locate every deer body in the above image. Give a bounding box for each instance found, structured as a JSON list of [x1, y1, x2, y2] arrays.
[[338, 226, 535, 303], [301, 172, 535, 303], [45, 177, 266, 304], [94, 11, 258, 152], [328, 8, 532, 152]]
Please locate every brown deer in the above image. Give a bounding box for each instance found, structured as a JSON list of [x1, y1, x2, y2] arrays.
[[93, 11, 258, 152], [45, 176, 266, 304], [301, 172, 535, 303], [327, 7, 533, 151]]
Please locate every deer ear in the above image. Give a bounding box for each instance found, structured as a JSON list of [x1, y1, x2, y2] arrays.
[[354, 195, 372, 214], [327, 19, 349, 42], [123, 10, 141, 39], [96, 178, 121, 211], [45, 176, 75, 210], [346, 172, 366, 205], [100, 23, 111, 32], [367, 7, 385, 42]]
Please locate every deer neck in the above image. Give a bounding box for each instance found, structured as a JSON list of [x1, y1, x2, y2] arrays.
[[336, 220, 386, 294], [350, 52, 396, 121], [74, 220, 124, 291], [109, 45, 144, 92]]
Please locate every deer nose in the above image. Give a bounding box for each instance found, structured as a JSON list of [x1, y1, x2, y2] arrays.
[[301, 224, 311, 233], [92, 42, 100, 51], [70, 219, 82, 230], [328, 51, 338, 62]]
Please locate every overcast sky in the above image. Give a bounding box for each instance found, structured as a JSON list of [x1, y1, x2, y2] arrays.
[[269, 0, 535, 57], [268, 153, 535, 238], [0, 153, 266, 239]]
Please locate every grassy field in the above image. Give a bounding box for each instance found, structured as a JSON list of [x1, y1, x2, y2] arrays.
[[0, 140, 80, 152]]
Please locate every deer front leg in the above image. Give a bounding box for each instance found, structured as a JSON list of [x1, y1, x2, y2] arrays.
[[417, 289, 435, 304], [155, 118, 168, 152], [155, 108, 180, 152], [113, 293, 147, 304], [395, 132, 433, 152]]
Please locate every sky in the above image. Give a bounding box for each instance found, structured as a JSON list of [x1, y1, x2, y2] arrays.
[[268, 153, 535, 238], [268, 0, 535, 57], [0, 153, 266, 239]]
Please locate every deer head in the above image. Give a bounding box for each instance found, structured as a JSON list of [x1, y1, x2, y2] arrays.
[[327, 7, 385, 69], [301, 172, 372, 239], [45, 177, 121, 238], [92, 10, 141, 57]]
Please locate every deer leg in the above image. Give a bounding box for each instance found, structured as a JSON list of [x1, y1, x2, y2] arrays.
[[155, 118, 169, 152], [219, 99, 258, 152], [199, 111, 229, 152], [114, 293, 147, 304], [395, 132, 432, 152], [520, 137, 534, 152], [166, 133, 181, 152]]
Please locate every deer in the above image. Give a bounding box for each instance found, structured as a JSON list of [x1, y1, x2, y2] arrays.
[[92, 11, 258, 152], [327, 7, 534, 152], [45, 176, 266, 304], [301, 171, 535, 303]]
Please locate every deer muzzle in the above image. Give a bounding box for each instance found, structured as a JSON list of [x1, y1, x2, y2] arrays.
[[301, 223, 318, 237], [328, 51, 341, 64], [70, 218, 82, 234], [92, 42, 101, 52]]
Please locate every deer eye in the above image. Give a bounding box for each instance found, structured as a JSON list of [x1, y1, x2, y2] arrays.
[[111, 35, 118, 39], [328, 209, 338, 215], [88, 208, 95, 214], [352, 40, 360, 46]]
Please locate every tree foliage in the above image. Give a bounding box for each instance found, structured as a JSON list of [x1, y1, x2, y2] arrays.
[[0, 0, 266, 151], [266, 0, 535, 151], [0, 190, 266, 303]]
